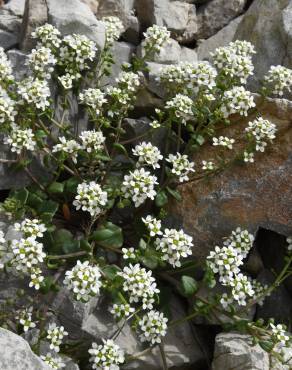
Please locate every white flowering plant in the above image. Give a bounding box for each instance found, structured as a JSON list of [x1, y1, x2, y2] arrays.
[[0, 18, 291, 370]]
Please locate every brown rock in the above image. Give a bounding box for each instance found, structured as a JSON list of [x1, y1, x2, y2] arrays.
[[171, 96, 292, 262]]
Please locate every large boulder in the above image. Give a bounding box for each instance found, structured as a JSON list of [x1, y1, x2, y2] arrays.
[[212, 332, 269, 370], [0, 328, 50, 370], [0, 0, 25, 49], [171, 96, 292, 262], [234, 0, 290, 91]]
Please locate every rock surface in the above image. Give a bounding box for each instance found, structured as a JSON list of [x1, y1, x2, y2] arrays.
[[171, 96, 292, 262], [0, 328, 50, 370], [212, 332, 270, 370]]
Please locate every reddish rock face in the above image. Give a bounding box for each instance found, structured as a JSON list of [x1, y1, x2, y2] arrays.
[[171, 96, 292, 262]]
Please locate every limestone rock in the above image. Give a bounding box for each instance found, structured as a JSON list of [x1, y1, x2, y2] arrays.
[[136, 0, 197, 43], [97, 0, 139, 44], [212, 332, 270, 370], [197, 15, 243, 61], [0, 29, 18, 49], [197, 0, 247, 40], [47, 0, 105, 49], [171, 96, 292, 262], [0, 328, 50, 370], [81, 0, 99, 14], [0, 0, 25, 49], [234, 0, 289, 91], [7, 49, 29, 80]]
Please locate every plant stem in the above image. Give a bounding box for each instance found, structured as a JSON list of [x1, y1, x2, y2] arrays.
[[46, 251, 87, 260], [159, 343, 168, 370]]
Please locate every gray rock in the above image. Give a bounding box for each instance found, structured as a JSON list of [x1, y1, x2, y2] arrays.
[[97, 0, 140, 44], [234, 0, 289, 91], [0, 328, 50, 370], [282, 1, 292, 68], [212, 332, 270, 370], [47, 0, 106, 49], [2, 0, 26, 17], [197, 15, 243, 61], [136, 0, 198, 43], [138, 37, 197, 64], [0, 29, 18, 49], [7, 49, 29, 80], [197, 0, 247, 40], [20, 0, 48, 51]]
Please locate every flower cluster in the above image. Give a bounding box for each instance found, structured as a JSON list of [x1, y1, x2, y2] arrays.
[[138, 310, 168, 345], [132, 142, 163, 169], [0, 47, 14, 83], [73, 181, 108, 217], [27, 47, 57, 79], [31, 23, 61, 49], [63, 260, 102, 302], [212, 41, 255, 84], [270, 323, 290, 346], [4, 124, 36, 154], [118, 263, 160, 310], [47, 323, 68, 353], [121, 168, 158, 207], [143, 25, 170, 54], [223, 227, 254, 259], [122, 247, 137, 260], [41, 353, 65, 369], [220, 86, 255, 118], [110, 303, 135, 319], [142, 215, 162, 237], [0, 89, 16, 125], [79, 130, 105, 153], [155, 228, 193, 268], [89, 339, 125, 370], [52, 137, 81, 163], [166, 153, 195, 182], [11, 237, 46, 273], [116, 71, 141, 93], [17, 77, 51, 111], [102, 16, 124, 44], [16, 307, 36, 332], [165, 94, 193, 122], [245, 117, 277, 152], [202, 160, 214, 171], [14, 218, 47, 238], [264, 65, 292, 96], [79, 88, 107, 115], [212, 136, 235, 150]]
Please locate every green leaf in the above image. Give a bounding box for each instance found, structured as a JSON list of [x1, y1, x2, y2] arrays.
[[155, 191, 168, 207], [38, 200, 59, 215], [140, 255, 158, 269], [166, 187, 182, 201], [139, 238, 147, 250], [47, 182, 64, 194], [54, 229, 80, 254], [11, 188, 29, 204], [26, 193, 44, 209], [91, 222, 123, 248], [102, 265, 121, 280], [64, 177, 79, 194], [259, 340, 274, 353], [180, 276, 198, 297], [113, 143, 128, 155]]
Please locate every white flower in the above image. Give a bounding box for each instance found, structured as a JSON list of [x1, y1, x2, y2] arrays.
[[165, 94, 193, 121], [155, 228, 193, 268], [166, 153, 195, 182], [27, 47, 57, 79], [142, 215, 162, 237], [31, 23, 61, 49], [270, 323, 290, 346], [245, 117, 277, 153], [143, 25, 170, 54], [29, 267, 44, 290], [212, 136, 235, 149], [229, 40, 256, 57], [138, 310, 168, 345], [220, 293, 234, 310], [41, 353, 65, 369], [0, 88, 16, 125], [18, 77, 50, 111], [89, 339, 125, 370], [0, 47, 14, 82], [223, 227, 254, 259], [0, 230, 6, 269], [122, 247, 137, 260], [14, 218, 47, 238], [102, 16, 124, 44], [64, 260, 102, 302], [202, 160, 214, 171], [287, 236, 292, 252], [150, 120, 161, 129], [132, 142, 163, 169], [116, 71, 141, 93], [4, 124, 36, 154], [229, 273, 255, 306], [264, 65, 292, 96], [73, 181, 108, 217], [243, 151, 254, 163], [79, 88, 107, 115], [121, 168, 158, 208], [11, 236, 46, 273], [52, 136, 81, 163], [220, 86, 255, 118], [47, 323, 68, 353], [110, 303, 135, 319], [118, 264, 159, 309], [58, 73, 76, 90], [79, 130, 105, 153], [16, 307, 36, 332]]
